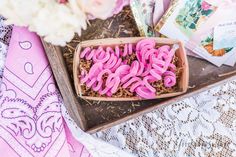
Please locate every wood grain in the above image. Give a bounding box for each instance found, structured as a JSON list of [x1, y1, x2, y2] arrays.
[[41, 40, 87, 131]]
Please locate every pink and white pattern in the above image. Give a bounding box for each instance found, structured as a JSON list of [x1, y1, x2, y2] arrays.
[[0, 26, 92, 157]]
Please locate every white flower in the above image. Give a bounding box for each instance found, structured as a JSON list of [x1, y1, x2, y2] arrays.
[[79, 0, 117, 20], [0, 0, 128, 45], [0, 0, 87, 46]]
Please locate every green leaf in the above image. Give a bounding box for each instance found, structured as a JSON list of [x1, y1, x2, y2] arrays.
[[205, 36, 213, 43], [225, 47, 233, 53], [201, 9, 213, 16], [189, 23, 196, 29], [186, 15, 194, 22], [194, 17, 200, 24]]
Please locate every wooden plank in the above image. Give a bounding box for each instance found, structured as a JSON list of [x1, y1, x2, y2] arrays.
[[41, 40, 87, 131]]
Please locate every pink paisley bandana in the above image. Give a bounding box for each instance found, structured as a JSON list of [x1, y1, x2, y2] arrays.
[[0, 26, 91, 157]]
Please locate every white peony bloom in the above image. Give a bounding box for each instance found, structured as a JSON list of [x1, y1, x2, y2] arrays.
[[79, 0, 117, 20], [0, 0, 127, 46], [0, 0, 87, 46]]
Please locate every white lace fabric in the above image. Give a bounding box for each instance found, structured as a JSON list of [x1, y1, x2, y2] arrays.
[[0, 16, 12, 84], [94, 79, 236, 157]]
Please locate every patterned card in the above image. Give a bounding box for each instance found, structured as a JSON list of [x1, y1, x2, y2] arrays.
[[130, 0, 172, 37], [155, 0, 236, 66], [214, 20, 236, 50]]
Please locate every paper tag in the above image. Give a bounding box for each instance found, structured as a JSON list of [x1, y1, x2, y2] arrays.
[[213, 21, 236, 50]]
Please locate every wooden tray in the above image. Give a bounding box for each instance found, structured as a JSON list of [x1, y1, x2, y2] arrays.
[[42, 41, 236, 133], [74, 37, 189, 101], [41, 7, 236, 133]]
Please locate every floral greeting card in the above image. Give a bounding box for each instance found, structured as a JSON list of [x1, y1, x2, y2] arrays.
[[175, 0, 217, 37], [155, 0, 236, 67]]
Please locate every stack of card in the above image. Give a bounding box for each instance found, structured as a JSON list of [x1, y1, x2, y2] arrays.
[[154, 0, 236, 67], [130, 0, 171, 37]]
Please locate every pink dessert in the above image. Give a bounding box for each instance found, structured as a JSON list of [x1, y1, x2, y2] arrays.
[[79, 39, 178, 99]]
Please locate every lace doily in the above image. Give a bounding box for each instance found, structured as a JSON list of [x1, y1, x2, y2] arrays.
[[94, 79, 236, 157]]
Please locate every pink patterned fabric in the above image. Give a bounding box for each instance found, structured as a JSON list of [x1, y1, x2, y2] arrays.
[[0, 26, 91, 157]]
